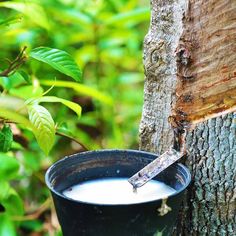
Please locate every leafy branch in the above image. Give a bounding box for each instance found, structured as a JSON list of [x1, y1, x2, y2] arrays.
[[0, 46, 27, 77], [0, 46, 85, 154]]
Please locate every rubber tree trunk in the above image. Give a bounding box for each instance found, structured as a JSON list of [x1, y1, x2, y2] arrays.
[[139, 0, 236, 235]]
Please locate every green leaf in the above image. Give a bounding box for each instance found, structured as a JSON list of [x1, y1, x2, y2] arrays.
[[0, 182, 10, 201], [0, 72, 25, 90], [9, 85, 44, 100], [106, 8, 150, 26], [0, 125, 13, 152], [0, 153, 19, 181], [11, 141, 24, 151], [0, 1, 49, 30], [0, 96, 26, 114], [18, 70, 31, 84], [0, 214, 16, 236], [23, 151, 41, 172], [30, 47, 82, 82], [28, 96, 81, 118], [40, 80, 113, 105], [0, 15, 22, 27], [50, 7, 92, 26], [0, 108, 33, 129], [1, 188, 24, 216], [28, 105, 55, 155]]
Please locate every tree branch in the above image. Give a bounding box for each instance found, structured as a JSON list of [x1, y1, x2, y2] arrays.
[[56, 130, 89, 151], [0, 46, 27, 77]]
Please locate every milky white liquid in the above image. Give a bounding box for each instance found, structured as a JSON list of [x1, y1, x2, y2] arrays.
[[63, 178, 176, 205]]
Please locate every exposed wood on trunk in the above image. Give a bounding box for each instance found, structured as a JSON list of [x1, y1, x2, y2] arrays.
[[140, 0, 236, 235], [172, 0, 236, 128]]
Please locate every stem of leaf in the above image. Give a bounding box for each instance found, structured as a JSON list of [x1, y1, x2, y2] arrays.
[[0, 46, 27, 77], [56, 130, 89, 151]]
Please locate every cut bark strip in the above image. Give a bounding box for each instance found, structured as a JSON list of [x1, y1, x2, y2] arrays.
[[173, 0, 236, 127]]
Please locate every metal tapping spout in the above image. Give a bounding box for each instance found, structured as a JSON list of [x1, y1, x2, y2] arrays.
[[128, 129, 187, 189]]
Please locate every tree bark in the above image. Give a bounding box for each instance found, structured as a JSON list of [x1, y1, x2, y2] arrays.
[[140, 0, 186, 154], [140, 0, 236, 235], [176, 115, 236, 236]]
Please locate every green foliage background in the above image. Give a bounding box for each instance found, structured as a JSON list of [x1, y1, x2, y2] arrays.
[[0, 0, 149, 235]]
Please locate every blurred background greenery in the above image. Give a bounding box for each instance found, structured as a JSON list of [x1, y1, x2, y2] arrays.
[[0, 0, 149, 235]]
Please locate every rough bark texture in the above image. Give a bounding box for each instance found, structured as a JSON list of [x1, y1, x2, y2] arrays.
[[140, 0, 236, 235], [140, 0, 187, 154], [176, 114, 236, 236]]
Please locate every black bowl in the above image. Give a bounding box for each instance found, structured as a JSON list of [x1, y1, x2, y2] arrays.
[[45, 149, 191, 236]]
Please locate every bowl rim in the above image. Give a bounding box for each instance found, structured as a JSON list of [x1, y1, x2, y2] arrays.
[[45, 149, 191, 206]]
